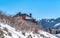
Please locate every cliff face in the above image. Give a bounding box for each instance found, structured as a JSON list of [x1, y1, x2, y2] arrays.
[[0, 13, 43, 32]]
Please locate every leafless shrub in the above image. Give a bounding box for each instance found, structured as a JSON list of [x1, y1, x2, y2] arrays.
[[0, 28, 5, 38]]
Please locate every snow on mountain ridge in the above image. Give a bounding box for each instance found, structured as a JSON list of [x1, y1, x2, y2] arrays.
[[54, 23, 60, 27]]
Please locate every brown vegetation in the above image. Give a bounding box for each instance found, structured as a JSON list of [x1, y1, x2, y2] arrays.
[[0, 12, 43, 32]]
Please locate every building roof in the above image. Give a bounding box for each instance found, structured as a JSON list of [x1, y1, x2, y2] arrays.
[[14, 13, 32, 18]]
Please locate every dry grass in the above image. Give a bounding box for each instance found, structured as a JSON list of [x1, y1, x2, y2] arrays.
[[0, 28, 5, 38], [3, 27, 8, 32], [7, 32, 12, 36]]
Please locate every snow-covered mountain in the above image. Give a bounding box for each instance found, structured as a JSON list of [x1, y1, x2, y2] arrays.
[[0, 22, 58, 38], [38, 17, 60, 29]]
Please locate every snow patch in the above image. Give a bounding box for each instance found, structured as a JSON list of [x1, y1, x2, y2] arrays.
[[0, 22, 58, 38]]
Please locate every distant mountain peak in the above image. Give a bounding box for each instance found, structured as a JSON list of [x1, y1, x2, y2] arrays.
[[38, 17, 60, 29]]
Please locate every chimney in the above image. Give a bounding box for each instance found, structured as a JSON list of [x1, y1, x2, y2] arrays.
[[30, 13, 32, 18]]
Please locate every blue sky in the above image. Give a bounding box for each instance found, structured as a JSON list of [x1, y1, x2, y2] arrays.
[[0, 0, 60, 20]]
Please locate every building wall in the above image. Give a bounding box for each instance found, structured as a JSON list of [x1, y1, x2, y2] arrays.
[[22, 15, 26, 20]]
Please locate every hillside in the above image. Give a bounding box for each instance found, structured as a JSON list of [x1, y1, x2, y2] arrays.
[[0, 22, 58, 38], [0, 13, 60, 38], [0, 13, 43, 33]]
